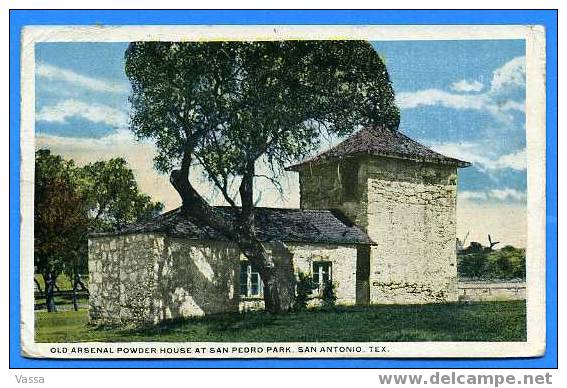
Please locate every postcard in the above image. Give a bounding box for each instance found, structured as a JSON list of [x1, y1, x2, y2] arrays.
[[19, 25, 546, 359]]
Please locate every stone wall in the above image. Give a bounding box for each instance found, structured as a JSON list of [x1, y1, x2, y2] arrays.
[[155, 238, 241, 319], [89, 234, 241, 324], [299, 156, 459, 304], [289, 243, 358, 305], [458, 281, 526, 302], [88, 233, 164, 324], [236, 243, 359, 310], [89, 235, 359, 323]]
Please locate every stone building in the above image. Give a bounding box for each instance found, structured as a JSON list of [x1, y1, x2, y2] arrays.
[[88, 125, 469, 324]]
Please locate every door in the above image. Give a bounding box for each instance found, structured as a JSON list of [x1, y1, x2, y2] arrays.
[[356, 245, 370, 305]]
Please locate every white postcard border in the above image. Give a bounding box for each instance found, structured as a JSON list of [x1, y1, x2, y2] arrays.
[[20, 25, 547, 359]]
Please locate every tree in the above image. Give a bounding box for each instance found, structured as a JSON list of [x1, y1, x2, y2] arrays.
[[81, 158, 164, 232], [457, 244, 526, 280], [125, 41, 400, 313], [35, 151, 164, 311], [35, 149, 89, 312], [487, 246, 526, 279]]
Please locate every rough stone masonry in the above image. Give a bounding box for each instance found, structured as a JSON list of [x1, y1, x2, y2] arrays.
[[89, 125, 469, 324]]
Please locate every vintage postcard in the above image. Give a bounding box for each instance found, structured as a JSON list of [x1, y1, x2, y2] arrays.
[[19, 25, 546, 359]]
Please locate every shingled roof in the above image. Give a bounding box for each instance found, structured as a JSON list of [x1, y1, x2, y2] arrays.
[[94, 207, 374, 245], [287, 125, 470, 170]]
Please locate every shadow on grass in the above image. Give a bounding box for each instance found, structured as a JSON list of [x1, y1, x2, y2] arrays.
[[35, 301, 527, 343]]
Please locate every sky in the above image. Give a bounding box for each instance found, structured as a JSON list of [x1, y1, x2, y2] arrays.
[[35, 40, 527, 247]]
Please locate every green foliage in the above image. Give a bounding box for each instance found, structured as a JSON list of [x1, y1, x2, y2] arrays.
[[125, 40, 400, 179], [486, 246, 526, 279], [34, 149, 163, 311], [35, 149, 89, 279], [81, 158, 164, 231], [321, 280, 337, 309], [458, 246, 526, 280], [294, 272, 316, 311]]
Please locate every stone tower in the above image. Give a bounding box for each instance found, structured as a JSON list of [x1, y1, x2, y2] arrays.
[[287, 126, 470, 304]]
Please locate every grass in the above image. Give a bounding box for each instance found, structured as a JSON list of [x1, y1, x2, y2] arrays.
[[35, 300, 526, 343], [34, 273, 89, 311]]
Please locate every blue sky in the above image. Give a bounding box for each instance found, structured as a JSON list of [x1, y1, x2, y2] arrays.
[[35, 40, 527, 245]]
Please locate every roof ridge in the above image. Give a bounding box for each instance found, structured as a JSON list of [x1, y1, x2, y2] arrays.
[[286, 125, 471, 170], [93, 205, 374, 245]]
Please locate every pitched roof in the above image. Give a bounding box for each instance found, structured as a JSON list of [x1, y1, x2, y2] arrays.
[[94, 207, 374, 245], [287, 125, 471, 170]]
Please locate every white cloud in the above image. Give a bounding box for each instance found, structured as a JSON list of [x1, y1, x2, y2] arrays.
[[489, 188, 526, 201], [492, 149, 526, 171], [459, 191, 488, 201], [397, 56, 525, 121], [490, 56, 526, 92], [397, 89, 488, 110], [36, 63, 128, 94], [498, 100, 526, 113], [37, 99, 128, 128], [35, 130, 301, 211], [429, 142, 526, 172], [459, 188, 526, 203], [457, 201, 526, 247], [36, 129, 135, 150], [451, 79, 483, 93]]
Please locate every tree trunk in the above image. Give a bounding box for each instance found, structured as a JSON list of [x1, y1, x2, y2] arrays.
[[259, 241, 296, 313], [72, 272, 79, 312], [238, 238, 296, 314], [44, 273, 57, 313], [170, 167, 296, 314], [34, 277, 43, 296]]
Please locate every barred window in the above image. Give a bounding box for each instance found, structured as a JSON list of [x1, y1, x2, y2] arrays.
[[313, 261, 332, 288]]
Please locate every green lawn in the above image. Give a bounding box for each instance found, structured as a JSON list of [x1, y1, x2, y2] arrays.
[[35, 301, 526, 343]]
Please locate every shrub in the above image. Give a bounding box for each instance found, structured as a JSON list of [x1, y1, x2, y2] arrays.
[[321, 280, 337, 309], [458, 245, 526, 280], [295, 272, 316, 311]]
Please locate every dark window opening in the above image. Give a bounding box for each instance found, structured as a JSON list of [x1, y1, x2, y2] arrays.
[[313, 261, 332, 289], [340, 161, 359, 201]]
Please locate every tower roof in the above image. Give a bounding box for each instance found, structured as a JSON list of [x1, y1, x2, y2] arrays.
[[286, 125, 471, 171]]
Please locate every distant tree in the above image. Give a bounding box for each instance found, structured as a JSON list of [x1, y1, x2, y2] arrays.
[[458, 252, 489, 279], [487, 246, 526, 279], [81, 158, 164, 232], [125, 40, 399, 313], [458, 244, 526, 280], [35, 151, 164, 311], [34, 149, 89, 312]]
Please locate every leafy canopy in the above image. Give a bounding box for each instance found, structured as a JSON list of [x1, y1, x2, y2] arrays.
[[35, 149, 89, 276], [125, 41, 400, 186], [81, 158, 164, 231], [34, 150, 164, 276]]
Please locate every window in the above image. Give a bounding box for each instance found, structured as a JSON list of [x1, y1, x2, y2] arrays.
[[340, 161, 359, 201], [239, 262, 263, 298], [313, 261, 332, 288]]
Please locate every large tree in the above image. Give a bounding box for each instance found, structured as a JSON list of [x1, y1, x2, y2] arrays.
[[125, 40, 399, 313], [35, 149, 89, 312], [35, 151, 164, 311]]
